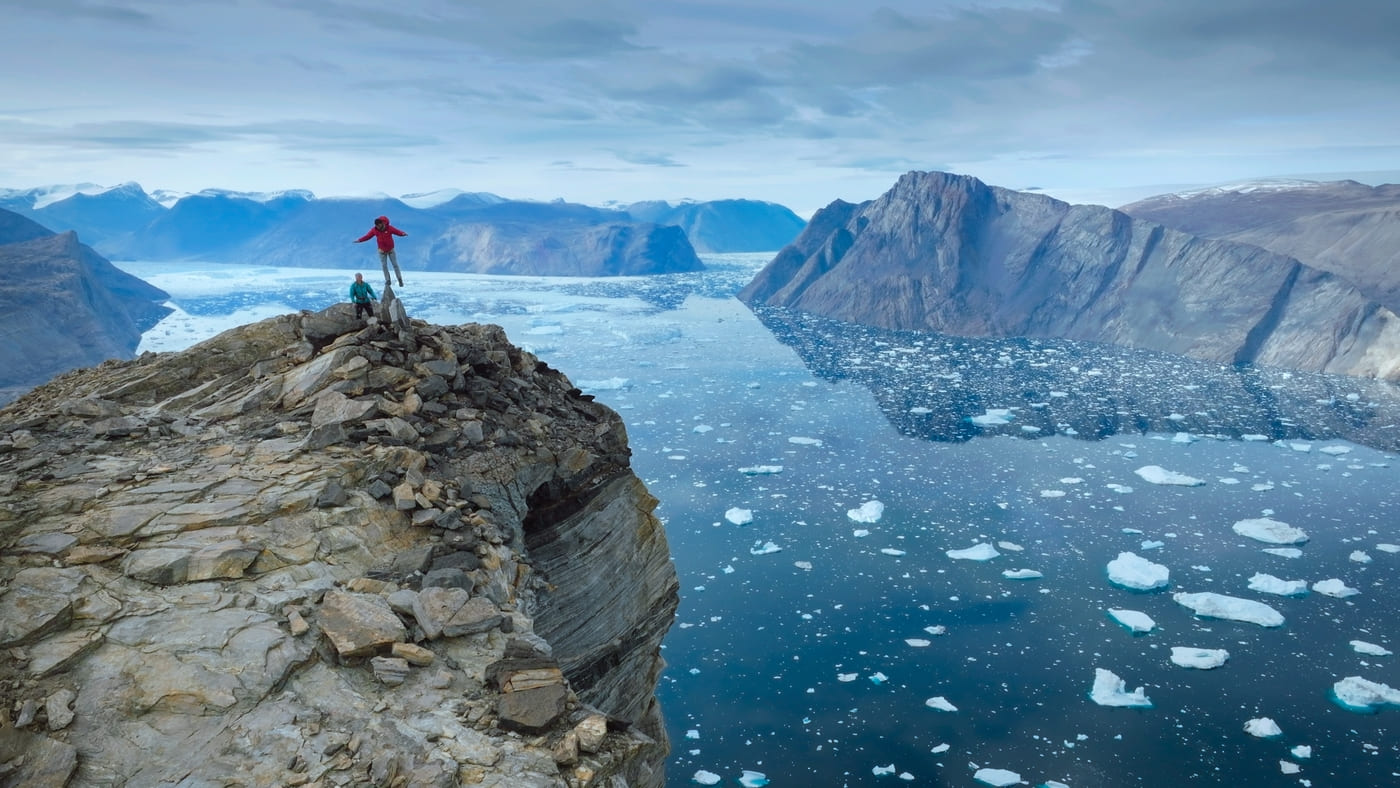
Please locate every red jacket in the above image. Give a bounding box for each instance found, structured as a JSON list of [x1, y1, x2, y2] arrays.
[[356, 215, 406, 252]]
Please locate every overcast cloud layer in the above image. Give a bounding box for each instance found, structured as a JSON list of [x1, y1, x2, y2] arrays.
[[3, 0, 1398, 214]]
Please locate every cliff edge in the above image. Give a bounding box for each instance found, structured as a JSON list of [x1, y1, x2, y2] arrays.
[[0, 293, 679, 787]]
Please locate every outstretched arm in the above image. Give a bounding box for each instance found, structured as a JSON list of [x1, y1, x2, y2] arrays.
[[391, 227, 407, 237], [355, 231, 373, 242]]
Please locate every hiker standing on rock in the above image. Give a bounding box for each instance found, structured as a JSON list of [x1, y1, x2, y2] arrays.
[[355, 215, 406, 288], [349, 273, 377, 321]]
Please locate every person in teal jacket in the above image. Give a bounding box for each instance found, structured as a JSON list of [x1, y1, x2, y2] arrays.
[[349, 273, 377, 320]]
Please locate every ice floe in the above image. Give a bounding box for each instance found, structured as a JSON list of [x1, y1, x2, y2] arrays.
[[1291, 745, 1312, 759], [1350, 640, 1393, 656], [724, 507, 753, 525], [1173, 592, 1284, 627], [748, 541, 781, 555], [905, 638, 932, 647], [1170, 647, 1229, 669], [1090, 668, 1152, 708], [1312, 578, 1360, 598], [737, 465, 783, 475], [925, 696, 958, 712], [1106, 552, 1170, 591], [1232, 517, 1309, 545], [1350, 550, 1372, 563], [691, 769, 722, 785], [1263, 547, 1303, 559], [872, 764, 895, 776], [947, 543, 1001, 561], [1002, 569, 1043, 580], [1244, 717, 1283, 738], [881, 548, 907, 556], [739, 770, 770, 787], [1108, 608, 1156, 633], [970, 408, 1014, 426], [1331, 676, 1400, 713], [787, 436, 823, 447], [1135, 465, 1205, 486], [847, 500, 885, 523], [1247, 573, 1308, 596], [972, 767, 1022, 786]]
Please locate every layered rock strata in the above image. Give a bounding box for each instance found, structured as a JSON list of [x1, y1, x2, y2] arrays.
[[739, 171, 1400, 381], [0, 294, 678, 787]]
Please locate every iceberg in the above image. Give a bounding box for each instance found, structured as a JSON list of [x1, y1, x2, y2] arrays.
[[872, 764, 895, 776], [692, 770, 722, 785], [1002, 569, 1043, 580], [970, 408, 1015, 426], [1090, 668, 1152, 708], [1134, 465, 1205, 486], [1350, 640, 1393, 656], [737, 465, 783, 475], [724, 507, 754, 525], [925, 696, 958, 712], [1243, 717, 1282, 738], [1170, 647, 1229, 669], [1312, 578, 1360, 598], [1108, 608, 1156, 633], [1232, 517, 1308, 545], [947, 543, 1001, 561], [739, 771, 770, 788], [1331, 676, 1400, 713], [847, 500, 885, 523], [1263, 547, 1303, 559], [749, 541, 781, 555], [881, 548, 908, 556], [973, 767, 1022, 786], [1106, 552, 1170, 591], [1173, 592, 1284, 627], [1247, 573, 1308, 597]]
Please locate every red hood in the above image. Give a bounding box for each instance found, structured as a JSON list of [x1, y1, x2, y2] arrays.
[[376, 215, 390, 224]]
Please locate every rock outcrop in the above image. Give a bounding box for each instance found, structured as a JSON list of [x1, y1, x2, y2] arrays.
[[0, 296, 678, 786], [739, 171, 1400, 381], [1120, 180, 1400, 313], [0, 212, 172, 403]]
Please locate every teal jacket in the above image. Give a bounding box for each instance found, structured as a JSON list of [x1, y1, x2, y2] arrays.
[[349, 280, 377, 303]]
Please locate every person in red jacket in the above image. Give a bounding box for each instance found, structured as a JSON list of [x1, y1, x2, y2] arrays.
[[355, 215, 406, 288]]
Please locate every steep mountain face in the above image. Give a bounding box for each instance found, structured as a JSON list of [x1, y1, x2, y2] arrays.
[[0, 300, 679, 787], [0, 212, 171, 401], [426, 222, 702, 276], [624, 199, 807, 253], [1120, 180, 1400, 312], [739, 171, 1400, 381], [32, 183, 166, 248]]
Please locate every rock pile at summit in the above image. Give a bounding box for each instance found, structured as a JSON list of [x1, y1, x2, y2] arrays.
[[0, 291, 678, 787]]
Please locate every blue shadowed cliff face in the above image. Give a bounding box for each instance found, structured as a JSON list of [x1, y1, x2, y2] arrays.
[[120, 255, 1400, 787]]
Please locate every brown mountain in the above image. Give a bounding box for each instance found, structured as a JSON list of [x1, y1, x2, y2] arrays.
[[1120, 180, 1400, 312], [738, 171, 1400, 381], [0, 212, 171, 401]]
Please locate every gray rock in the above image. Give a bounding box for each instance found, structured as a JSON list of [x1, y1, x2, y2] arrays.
[[44, 688, 76, 731], [412, 588, 502, 639], [317, 590, 408, 657], [0, 728, 78, 787], [371, 656, 411, 686]]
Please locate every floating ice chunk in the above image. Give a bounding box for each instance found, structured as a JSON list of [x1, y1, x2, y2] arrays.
[[1059, 477, 1084, 484], [1251, 482, 1275, 491], [1284, 442, 1312, 452], [970, 408, 1015, 426], [925, 625, 948, 636], [1279, 761, 1300, 775], [1170, 647, 1229, 669], [1241, 434, 1268, 441], [899, 773, 915, 782], [853, 529, 871, 538], [909, 406, 933, 414], [1106, 483, 1134, 494], [739, 771, 770, 788], [1140, 540, 1164, 550], [692, 424, 713, 433], [872, 764, 895, 776], [925, 696, 958, 712], [1135, 465, 1205, 486], [848, 500, 885, 523], [1090, 668, 1152, 708], [1312, 578, 1359, 598], [1232, 517, 1308, 545], [749, 541, 781, 555], [905, 639, 932, 648], [1171, 432, 1196, 443], [725, 507, 754, 525], [1244, 717, 1283, 738], [931, 743, 951, 754], [947, 542, 1000, 561], [869, 672, 888, 685], [1291, 745, 1312, 759], [1106, 552, 1170, 591], [997, 541, 1024, 551], [1043, 782, 1071, 788], [1320, 445, 1352, 455], [685, 729, 700, 739], [1351, 640, 1393, 656], [1332, 676, 1400, 712], [1002, 569, 1043, 580], [973, 767, 1022, 786], [1040, 489, 1066, 498], [1263, 547, 1303, 559], [881, 548, 907, 556], [738, 465, 783, 475], [1173, 592, 1284, 627], [578, 377, 629, 390], [837, 673, 858, 682], [1247, 573, 1308, 597], [794, 561, 813, 571], [788, 436, 823, 446], [1350, 550, 1372, 563], [1108, 608, 1156, 633], [691, 770, 722, 785], [1377, 543, 1400, 553]]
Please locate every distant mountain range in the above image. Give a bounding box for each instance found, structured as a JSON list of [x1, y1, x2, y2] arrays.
[[0, 207, 171, 400], [0, 184, 807, 277], [1120, 179, 1400, 312], [740, 171, 1400, 381]]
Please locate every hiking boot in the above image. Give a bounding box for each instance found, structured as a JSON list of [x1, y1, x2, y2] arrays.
[[397, 279, 404, 287]]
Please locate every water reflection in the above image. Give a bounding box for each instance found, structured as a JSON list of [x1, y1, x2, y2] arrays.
[[753, 306, 1400, 452]]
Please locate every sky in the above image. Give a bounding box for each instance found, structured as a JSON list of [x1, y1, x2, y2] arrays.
[[3, 0, 1398, 216]]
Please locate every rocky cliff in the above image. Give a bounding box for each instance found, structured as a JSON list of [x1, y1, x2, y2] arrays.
[[738, 171, 1400, 381], [0, 213, 172, 403], [0, 293, 679, 787], [1120, 180, 1400, 313]]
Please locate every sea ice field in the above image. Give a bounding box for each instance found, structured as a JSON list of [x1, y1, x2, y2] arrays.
[[118, 257, 1400, 787]]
